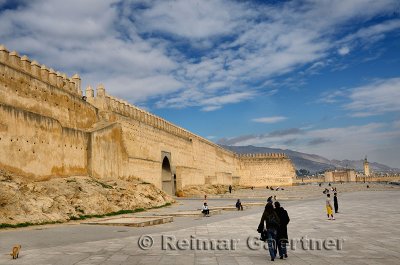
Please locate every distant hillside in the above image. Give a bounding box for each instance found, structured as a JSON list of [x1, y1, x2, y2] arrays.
[[222, 145, 399, 174]]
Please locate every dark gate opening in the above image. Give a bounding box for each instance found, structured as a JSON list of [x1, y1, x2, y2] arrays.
[[162, 157, 173, 195]]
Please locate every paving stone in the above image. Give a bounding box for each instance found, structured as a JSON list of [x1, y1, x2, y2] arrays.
[[0, 191, 399, 265]]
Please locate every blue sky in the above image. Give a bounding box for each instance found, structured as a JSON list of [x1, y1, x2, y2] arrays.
[[0, 0, 399, 167]]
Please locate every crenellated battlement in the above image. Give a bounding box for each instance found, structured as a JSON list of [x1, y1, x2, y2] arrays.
[[237, 153, 287, 159], [0, 44, 296, 190], [0, 44, 82, 97], [86, 84, 234, 154]]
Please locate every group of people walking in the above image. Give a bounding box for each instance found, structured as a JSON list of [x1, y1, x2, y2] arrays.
[[202, 184, 340, 261], [324, 185, 339, 220], [258, 201, 290, 261]]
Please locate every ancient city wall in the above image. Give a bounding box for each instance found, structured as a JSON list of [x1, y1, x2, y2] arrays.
[[325, 170, 356, 182], [0, 45, 296, 193], [292, 174, 400, 185], [87, 86, 240, 191], [237, 153, 295, 187], [0, 46, 97, 130], [355, 175, 400, 182], [0, 104, 88, 179]]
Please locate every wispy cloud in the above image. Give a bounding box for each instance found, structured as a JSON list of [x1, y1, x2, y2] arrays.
[[317, 90, 347, 104], [268, 128, 303, 137], [217, 123, 400, 167], [317, 77, 400, 117], [308, 138, 331, 146], [345, 78, 400, 117], [0, 0, 398, 111], [252, 116, 287, 124], [340, 19, 400, 46]]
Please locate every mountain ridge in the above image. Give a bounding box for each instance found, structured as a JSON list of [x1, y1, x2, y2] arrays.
[[221, 145, 399, 173]]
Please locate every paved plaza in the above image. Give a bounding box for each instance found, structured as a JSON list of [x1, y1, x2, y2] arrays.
[[1, 190, 399, 265]]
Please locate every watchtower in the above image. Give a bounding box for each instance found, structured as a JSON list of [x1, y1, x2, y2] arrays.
[[363, 156, 370, 176]]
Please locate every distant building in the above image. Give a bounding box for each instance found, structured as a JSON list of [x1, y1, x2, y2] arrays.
[[364, 156, 370, 176], [325, 169, 356, 182]]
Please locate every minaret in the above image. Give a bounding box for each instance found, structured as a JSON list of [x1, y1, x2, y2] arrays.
[[363, 156, 370, 176]]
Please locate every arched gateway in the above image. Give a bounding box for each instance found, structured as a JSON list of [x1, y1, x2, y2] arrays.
[[161, 156, 175, 195]]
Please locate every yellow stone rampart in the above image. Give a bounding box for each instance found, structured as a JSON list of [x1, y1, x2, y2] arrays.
[[0, 45, 97, 130], [0, 45, 296, 194]]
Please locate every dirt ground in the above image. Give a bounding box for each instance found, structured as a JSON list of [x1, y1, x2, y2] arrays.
[[0, 170, 173, 225]]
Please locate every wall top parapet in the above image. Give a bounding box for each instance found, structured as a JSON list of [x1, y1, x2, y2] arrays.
[[0, 44, 82, 97], [85, 84, 236, 155], [237, 153, 287, 159], [325, 168, 356, 173]]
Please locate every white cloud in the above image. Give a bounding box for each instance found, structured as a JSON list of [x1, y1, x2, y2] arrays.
[[219, 123, 400, 167], [134, 0, 247, 39], [252, 116, 287, 124], [338, 46, 350, 55], [98, 74, 183, 102], [199, 92, 256, 112], [345, 78, 400, 116], [0, 0, 399, 111], [318, 77, 400, 117], [340, 19, 400, 45], [317, 90, 346, 104]]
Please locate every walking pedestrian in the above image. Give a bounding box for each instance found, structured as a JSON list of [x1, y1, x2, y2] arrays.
[[274, 201, 290, 259], [236, 199, 243, 211], [258, 203, 280, 261], [326, 194, 335, 220], [333, 193, 339, 213]]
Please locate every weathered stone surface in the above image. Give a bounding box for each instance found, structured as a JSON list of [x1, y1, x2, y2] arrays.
[[0, 45, 296, 198], [0, 170, 173, 224]]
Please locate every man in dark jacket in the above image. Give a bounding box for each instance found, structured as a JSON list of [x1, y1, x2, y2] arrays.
[[258, 202, 280, 261], [274, 201, 290, 259], [333, 193, 339, 213]]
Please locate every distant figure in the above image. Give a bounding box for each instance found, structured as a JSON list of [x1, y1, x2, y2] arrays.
[[367, 185, 370, 188], [251, 186, 254, 190], [270, 186, 274, 191], [333, 193, 339, 213], [236, 199, 243, 211], [203, 194, 207, 204], [267, 196, 273, 204], [229, 185, 232, 193], [319, 183, 322, 187], [202, 202, 210, 217], [266, 186, 269, 189], [274, 201, 290, 259], [258, 203, 280, 261], [328, 183, 331, 186], [273, 195, 277, 201], [326, 194, 335, 220]]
